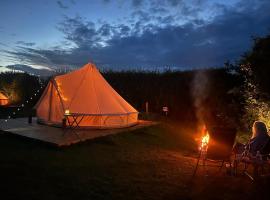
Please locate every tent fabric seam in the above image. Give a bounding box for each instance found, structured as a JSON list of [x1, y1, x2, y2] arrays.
[[51, 78, 66, 113], [67, 66, 90, 109], [91, 66, 101, 115]]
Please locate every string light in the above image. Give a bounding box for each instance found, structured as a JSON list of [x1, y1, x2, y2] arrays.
[[4, 81, 45, 123]]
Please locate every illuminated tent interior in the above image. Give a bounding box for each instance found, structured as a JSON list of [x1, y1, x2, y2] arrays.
[[35, 63, 138, 128], [0, 92, 9, 106]]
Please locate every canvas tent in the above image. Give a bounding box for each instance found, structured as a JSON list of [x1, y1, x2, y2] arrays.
[[0, 92, 8, 106], [35, 63, 138, 128]]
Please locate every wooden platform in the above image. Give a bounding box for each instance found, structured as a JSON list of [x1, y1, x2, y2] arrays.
[[0, 118, 157, 147]]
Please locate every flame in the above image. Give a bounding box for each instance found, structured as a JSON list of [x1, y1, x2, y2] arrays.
[[201, 133, 210, 149], [198, 125, 210, 151]]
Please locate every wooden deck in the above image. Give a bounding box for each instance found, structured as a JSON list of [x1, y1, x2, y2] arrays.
[[0, 118, 157, 147]]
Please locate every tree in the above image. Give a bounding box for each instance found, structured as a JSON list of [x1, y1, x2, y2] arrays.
[[240, 35, 270, 97], [240, 34, 270, 129]]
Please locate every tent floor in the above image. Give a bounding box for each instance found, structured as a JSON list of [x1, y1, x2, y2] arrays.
[[0, 118, 157, 147]]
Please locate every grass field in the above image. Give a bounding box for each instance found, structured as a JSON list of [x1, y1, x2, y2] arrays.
[[0, 122, 269, 200]]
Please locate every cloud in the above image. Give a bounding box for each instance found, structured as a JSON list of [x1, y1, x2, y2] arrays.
[[16, 41, 36, 46], [0, 42, 9, 47], [132, 0, 144, 7], [57, 0, 69, 9], [5, 0, 270, 70]]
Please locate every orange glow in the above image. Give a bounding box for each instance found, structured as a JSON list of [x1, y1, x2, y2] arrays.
[[201, 133, 210, 149], [56, 81, 68, 101], [0, 92, 9, 106], [198, 125, 210, 151], [65, 109, 70, 115]]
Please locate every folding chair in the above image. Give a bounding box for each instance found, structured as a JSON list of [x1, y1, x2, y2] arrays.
[[234, 138, 270, 181], [193, 127, 237, 177]]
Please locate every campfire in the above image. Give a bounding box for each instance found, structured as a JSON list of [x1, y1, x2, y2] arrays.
[[193, 124, 237, 177], [198, 125, 210, 153]]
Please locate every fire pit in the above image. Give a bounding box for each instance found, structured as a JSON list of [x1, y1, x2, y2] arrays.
[[193, 125, 237, 177]]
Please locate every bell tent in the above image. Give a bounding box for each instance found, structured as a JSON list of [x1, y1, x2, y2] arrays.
[[0, 92, 9, 106], [35, 63, 138, 128]]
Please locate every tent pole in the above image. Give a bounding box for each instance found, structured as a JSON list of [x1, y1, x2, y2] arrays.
[[48, 82, 53, 121]]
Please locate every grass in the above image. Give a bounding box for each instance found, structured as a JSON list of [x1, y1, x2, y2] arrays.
[[0, 122, 269, 200]]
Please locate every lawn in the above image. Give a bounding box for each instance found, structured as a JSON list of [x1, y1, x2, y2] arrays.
[[0, 122, 269, 200]]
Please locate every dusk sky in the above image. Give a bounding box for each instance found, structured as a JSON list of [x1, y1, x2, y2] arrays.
[[0, 0, 270, 71]]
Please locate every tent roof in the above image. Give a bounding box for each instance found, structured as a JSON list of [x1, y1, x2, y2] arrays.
[[44, 63, 138, 115]]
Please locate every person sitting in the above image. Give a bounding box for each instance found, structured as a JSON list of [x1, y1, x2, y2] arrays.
[[233, 121, 270, 156]]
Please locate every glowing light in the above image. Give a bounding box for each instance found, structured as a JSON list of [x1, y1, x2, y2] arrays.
[[198, 125, 210, 152], [13, 112, 15, 115], [22, 104, 24, 107], [65, 109, 70, 115], [5, 120, 7, 122], [17, 108, 20, 111], [201, 134, 210, 149]]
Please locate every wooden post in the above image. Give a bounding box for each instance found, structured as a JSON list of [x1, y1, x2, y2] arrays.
[[145, 101, 149, 114], [28, 115, 32, 124], [62, 117, 67, 129]]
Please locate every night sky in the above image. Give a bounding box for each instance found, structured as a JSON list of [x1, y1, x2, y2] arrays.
[[0, 0, 270, 71]]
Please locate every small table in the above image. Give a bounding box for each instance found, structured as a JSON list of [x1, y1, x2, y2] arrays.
[[63, 113, 86, 139]]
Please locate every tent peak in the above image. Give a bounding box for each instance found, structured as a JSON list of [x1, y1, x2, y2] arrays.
[[83, 62, 99, 71], [85, 62, 96, 68]]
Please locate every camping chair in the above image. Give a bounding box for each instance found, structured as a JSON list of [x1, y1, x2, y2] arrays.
[[233, 138, 270, 181], [193, 127, 237, 177]]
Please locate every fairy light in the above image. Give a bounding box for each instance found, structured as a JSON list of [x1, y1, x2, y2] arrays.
[[4, 80, 45, 123]]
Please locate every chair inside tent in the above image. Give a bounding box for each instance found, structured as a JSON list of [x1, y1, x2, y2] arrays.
[[35, 63, 138, 128], [0, 92, 9, 106]]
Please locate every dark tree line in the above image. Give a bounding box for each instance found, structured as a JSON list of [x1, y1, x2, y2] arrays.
[[0, 68, 242, 126], [103, 68, 243, 126]]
